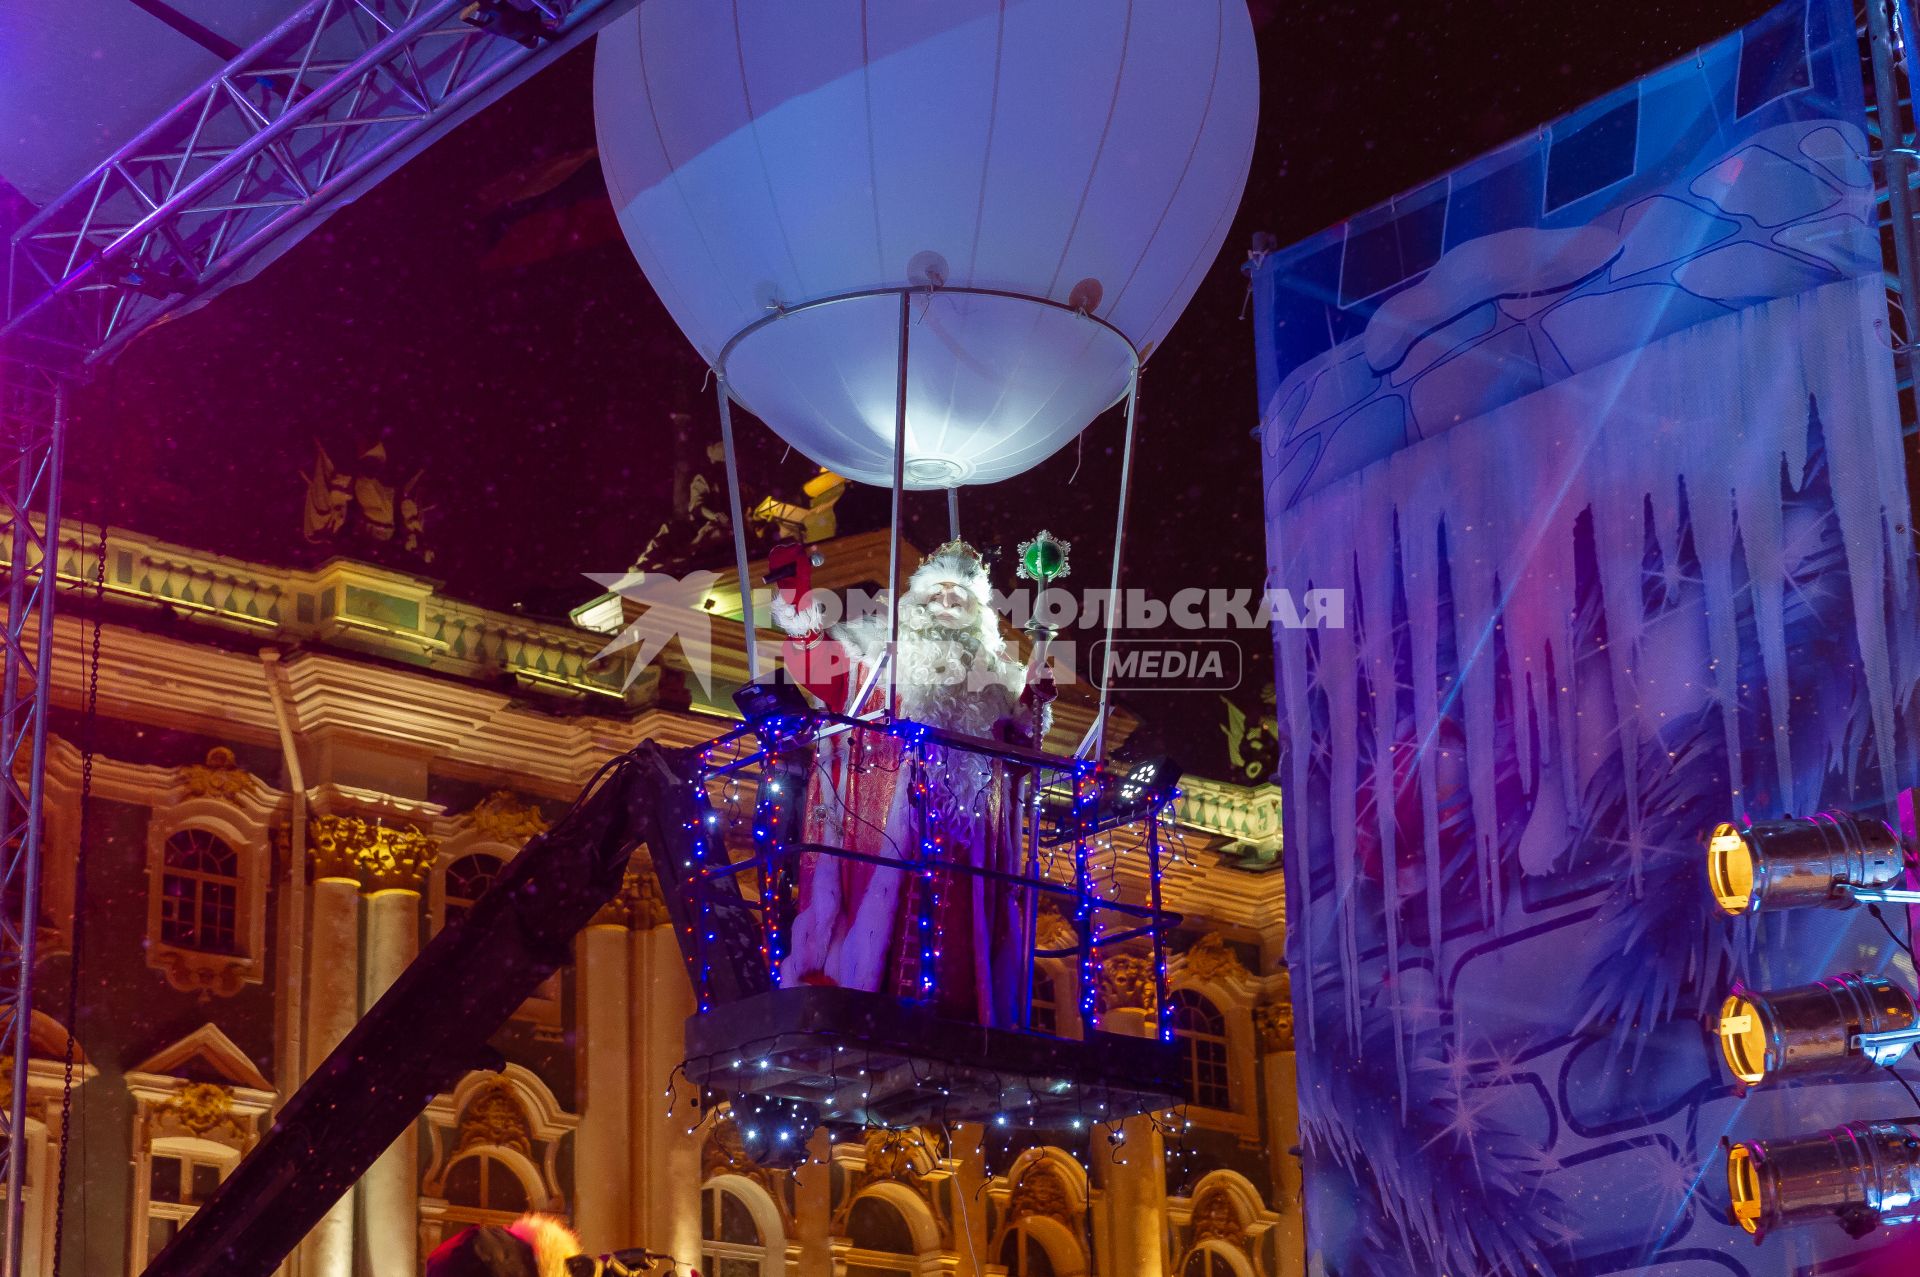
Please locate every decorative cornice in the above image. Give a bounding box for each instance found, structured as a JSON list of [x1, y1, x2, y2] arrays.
[[308, 814, 437, 891]]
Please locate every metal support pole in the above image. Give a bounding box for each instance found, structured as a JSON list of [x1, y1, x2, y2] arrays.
[[1088, 371, 1142, 761], [715, 378, 760, 682], [1869, 0, 1920, 385], [946, 487, 960, 542], [0, 367, 64, 1277], [885, 292, 911, 716], [1147, 809, 1170, 1042]]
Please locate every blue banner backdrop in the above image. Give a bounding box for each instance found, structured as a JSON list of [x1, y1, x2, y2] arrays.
[[1252, 2, 1920, 1273]]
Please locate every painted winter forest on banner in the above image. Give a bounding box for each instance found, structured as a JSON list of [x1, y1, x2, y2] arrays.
[[1252, 1, 1920, 1273]]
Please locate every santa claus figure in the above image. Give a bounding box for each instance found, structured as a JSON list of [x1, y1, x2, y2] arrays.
[[770, 539, 1053, 1027]]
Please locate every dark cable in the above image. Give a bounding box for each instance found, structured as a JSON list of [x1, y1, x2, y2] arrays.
[[1869, 903, 1918, 965], [51, 519, 104, 1275]]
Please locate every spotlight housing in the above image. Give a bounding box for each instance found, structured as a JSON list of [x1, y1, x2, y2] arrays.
[[1718, 973, 1919, 1087], [1727, 1122, 1920, 1240], [1707, 814, 1905, 916]]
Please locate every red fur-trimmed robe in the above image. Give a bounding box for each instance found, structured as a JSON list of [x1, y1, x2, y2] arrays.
[[778, 615, 1048, 1028]]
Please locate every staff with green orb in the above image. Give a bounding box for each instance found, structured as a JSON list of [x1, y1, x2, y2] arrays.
[[1016, 530, 1071, 685]]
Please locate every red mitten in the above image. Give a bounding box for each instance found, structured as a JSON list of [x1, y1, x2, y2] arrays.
[[767, 540, 813, 606]]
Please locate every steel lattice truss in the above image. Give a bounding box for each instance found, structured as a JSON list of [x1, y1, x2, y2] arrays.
[[0, 361, 63, 1277], [2, 0, 633, 369]]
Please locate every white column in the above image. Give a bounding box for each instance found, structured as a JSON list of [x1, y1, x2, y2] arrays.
[[359, 885, 422, 1277], [1091, 1005, 1168, 1275], [302, 875, 362, 1277], [633, 923, 701, 1268], [793, 1129, 833, 1277], [575, 920, 633, 1252]]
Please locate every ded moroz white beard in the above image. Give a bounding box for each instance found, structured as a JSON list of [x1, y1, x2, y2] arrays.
[[893, 600, 1019, 734]]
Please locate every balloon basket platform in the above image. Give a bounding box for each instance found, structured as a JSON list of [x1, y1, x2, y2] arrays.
[[648, 710, 1191, 1131], [683, 986, 1189, 1129]]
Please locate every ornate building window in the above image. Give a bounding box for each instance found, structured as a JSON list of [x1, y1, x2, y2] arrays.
[[420, 1067, 578, 1254], [843, 1194, 917, 1277], [1171, 989, 1232, 1110], [141, 1142, 235, 1265], [158, 829, 240, 954], [700, 1182, 773, 1277], [441, 853, 504, 930], [145, 802, 270, 997], [125, 1025, 273, 1275]]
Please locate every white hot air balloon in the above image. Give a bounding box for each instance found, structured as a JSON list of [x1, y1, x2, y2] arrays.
[[594, 0, 1258, 491]]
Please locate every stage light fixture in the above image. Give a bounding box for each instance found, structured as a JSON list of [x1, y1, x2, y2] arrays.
[[1726, 1122, 1920, 1240], [1707, 814, 1906, 916], [1717, 973, 1920, 1087]]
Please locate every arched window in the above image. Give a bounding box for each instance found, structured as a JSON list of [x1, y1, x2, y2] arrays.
[[440, 1150, 533, 1230], [844, 1194, 916, 1277], [443, 854, 504, 930], [701, 1182, 772, 1277], [998, 1223, 1059, 1277], [1171, 989, 1231, 1110], [159, 830, 240, 954], [1181, 1244, 1249, 1276]]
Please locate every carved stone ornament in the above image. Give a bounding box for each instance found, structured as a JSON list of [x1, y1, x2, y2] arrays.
[[466, 790, 549, 844], [455, 1082, 532, 1156], [856, 1126, 944, 1193], [702, 1114, 794, 1224], [1182, 932, 1251, 985], [0, 1058, 47, 1127], [308, 814, 437, 891], [1034, 905, 1079, 953], [152, 1082, 243, 1142], [1189, 1187, 1247, 1248], [1098, 951, 1158, 1014], [180, 747, 257, 800], [1008, 1166, 1074, 1227], [593, 862, 668, 929], [1253, 1000, 1294, 1053], [151, 949, 250, 999]]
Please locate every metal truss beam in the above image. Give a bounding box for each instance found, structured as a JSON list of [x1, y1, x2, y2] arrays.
[[3, 0, 636, 370], [0, 361, 64, 1277]]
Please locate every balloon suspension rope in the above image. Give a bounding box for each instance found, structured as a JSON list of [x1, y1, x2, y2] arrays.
[[716, 377, 759, 682], [1086, 368, 1142, 761], [886, 290, 910, 716]]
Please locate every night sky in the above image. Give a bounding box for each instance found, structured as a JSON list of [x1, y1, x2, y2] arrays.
[[63, 0, 1769, 779]]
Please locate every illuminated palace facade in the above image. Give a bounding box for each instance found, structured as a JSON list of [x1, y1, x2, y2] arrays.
[[15, 523, 1301, 1277]]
